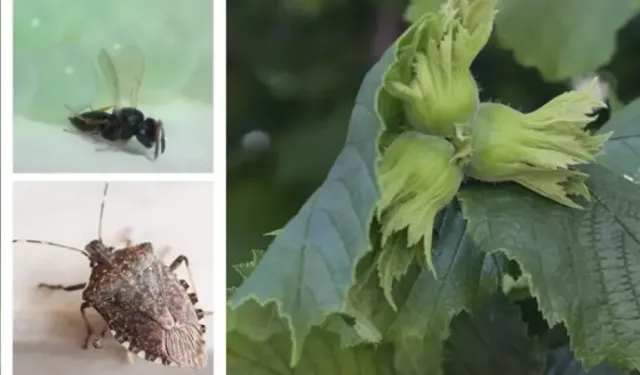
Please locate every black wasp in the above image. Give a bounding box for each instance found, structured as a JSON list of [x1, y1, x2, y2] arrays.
[[67, 45, 166, 160]]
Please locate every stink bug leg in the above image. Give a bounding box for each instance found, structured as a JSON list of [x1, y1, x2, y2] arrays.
[[168, 255, 198, 295], [169, 255, 214, 319], [92, 326, 109, 349], [80, 302, 98, 350]]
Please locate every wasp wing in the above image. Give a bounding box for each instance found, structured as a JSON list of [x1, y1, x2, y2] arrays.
[[97, 48, 121, 108], [97, 45, 146, 109]]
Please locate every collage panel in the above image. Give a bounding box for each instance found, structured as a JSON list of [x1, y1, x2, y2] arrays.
[[12, 181, 214, 373], [4, 0, 221, 374], [226, 1, 640, 375], [13, 0, 213, 173]]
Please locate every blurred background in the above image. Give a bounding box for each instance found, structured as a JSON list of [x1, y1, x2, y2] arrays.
[[227, 0, 640, 287], [14, 0, 213, 119]]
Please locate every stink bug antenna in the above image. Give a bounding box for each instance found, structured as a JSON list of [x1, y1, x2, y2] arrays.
[[98, 182, 109, 242], [12, 239, 90, 259]]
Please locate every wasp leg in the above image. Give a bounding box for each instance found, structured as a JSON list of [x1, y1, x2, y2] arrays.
[[38, 282, 86, 291], [63, 129, 102, 144], [63, 128, 82, 135], [80, 302, 97, 350], [94, 144, 123, 153]]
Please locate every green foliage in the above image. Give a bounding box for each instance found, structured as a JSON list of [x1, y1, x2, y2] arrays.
[[405, 0, 445, 23], [228, 327, 397, 375], [459, 164, 640, 370], [405, 0, 640, 82], [546, 347, 637, 375], [229, 1, 640, 374], [493, 0, 640, 81], [597, 98, 640, 182], [443, 293, 545, 375], [382, 209, 505, 374], [229, 47, 391, 366]]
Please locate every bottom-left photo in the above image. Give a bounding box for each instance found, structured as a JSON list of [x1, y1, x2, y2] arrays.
[[12, 181, 214, 374]]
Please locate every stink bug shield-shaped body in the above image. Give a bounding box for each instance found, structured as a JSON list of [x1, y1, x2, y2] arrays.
[[13, 183, 207, 369]]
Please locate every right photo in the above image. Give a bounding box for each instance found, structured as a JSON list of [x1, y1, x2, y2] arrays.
[[227, 0, 640, 374]]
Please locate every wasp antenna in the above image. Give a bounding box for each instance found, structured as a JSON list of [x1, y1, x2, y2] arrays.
[[98, 182, 110, 241], [13, 239, 89, 258]]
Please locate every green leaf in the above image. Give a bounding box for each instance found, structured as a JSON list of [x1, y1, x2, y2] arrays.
[[229, 48, 396, 366], [459, 164, 640, 371], [545, 346, 635, 375], [443, 293, 545, 375], [376, 229, 417, 312], [227, 249, 266, 298], [597, 98, 640, 183], [228, 327, 397, 375], [494, 0, 640, 81], [385, 207, 505, 375], [227, 300, 288, 342], [233, 249, 266, 280]]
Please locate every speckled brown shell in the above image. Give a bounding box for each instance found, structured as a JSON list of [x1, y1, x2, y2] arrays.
[[83, 243, 206, 368]]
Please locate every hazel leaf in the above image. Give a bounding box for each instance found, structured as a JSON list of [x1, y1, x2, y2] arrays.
[[494, 0, 640, 81]]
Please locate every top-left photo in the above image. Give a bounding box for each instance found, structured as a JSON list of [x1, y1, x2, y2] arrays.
[[12, 0, 213, 173]]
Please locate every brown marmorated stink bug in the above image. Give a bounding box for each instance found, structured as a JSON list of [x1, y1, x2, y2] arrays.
[[13, 182, 211, 369]]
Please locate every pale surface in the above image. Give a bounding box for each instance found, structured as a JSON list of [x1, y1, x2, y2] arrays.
[[14, 343, 214, 374], [13, 100, 214, 173], [13, 182, 214, 373]]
